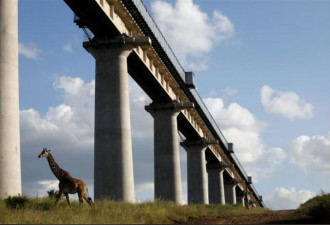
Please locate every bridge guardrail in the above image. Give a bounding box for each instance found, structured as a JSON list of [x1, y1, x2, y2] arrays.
[[128, 0, 186, 80]]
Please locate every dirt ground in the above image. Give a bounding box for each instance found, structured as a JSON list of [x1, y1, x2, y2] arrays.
[[176, 210, 321, 224]]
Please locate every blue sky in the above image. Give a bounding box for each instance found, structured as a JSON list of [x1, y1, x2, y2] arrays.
[[18, 0, 329, 209]]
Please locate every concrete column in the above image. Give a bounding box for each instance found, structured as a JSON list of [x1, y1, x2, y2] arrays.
[[225, 181, 237, 205], [0, 0, 21, 198], [145, 101, 193, 204], [84, 36, 151, 202], [237, 191, 245, 207], [207, 163, 225, 205], [181, 140, 208, 204]]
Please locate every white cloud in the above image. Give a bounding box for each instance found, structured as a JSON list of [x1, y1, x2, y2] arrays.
[[63, 43, 73, 53], [20, 76, 154, 198], [288, 132, 330, 175], [20, 77, 95, 151], [266, 147, 287, 165], [34, 180, 58, 197], [245, 147, 287, 183], [202, 97, 292, 183], [203, 98, 265, 164], [264, 187, 315, 210], [18, 42, 42, 60], [21, 76, 153, 152], [261, 85, 313, 121], [223, 87, 238, 97], [38, 180, 58, 191], [151, 0, 234, 70], [136, 182, 154, 193], [208, 87, 238, 99]]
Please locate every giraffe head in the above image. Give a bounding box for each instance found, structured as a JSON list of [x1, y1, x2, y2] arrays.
[[38, 148, 51, 158]]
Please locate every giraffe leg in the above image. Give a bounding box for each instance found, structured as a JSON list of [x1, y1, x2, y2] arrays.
[[55, 190, 63, 206], [65, 193, 71, 207], [78, 192, 84, 206], [83, 195, 94, 207]]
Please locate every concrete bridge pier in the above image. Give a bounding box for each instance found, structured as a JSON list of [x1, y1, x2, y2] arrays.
[[84, 35, 150, 202], [146, 101, 193, 204], [180, 139, 210, 204], [225, 180, 237, 205], [0, 0, 21, 198], [206, 163, 225, 205], [236, 189, 246, 207]]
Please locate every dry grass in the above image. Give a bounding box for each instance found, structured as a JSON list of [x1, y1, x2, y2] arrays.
[[0, 197, 269, 224]]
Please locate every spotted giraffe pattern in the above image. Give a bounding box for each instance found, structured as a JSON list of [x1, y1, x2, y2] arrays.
[[38, 148, 94, 207]]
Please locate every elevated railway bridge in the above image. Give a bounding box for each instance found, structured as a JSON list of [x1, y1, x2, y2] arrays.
[[0, 0, 264, 207]]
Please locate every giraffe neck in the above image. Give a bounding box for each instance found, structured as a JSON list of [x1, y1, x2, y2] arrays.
[[46, 154, 64, 180]]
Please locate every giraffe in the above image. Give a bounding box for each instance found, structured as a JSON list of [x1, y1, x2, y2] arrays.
[[38, 148, 94, 207]]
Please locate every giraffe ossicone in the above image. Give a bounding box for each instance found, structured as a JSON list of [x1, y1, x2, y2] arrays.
[[38, 148, 94, 207]]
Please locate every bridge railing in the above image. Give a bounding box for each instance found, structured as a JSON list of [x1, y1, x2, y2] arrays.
[[189, 89, 229, 149], [128, 0, 186, 80]]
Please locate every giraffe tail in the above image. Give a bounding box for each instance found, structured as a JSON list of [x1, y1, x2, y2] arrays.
[[86, 188, 93, 202]]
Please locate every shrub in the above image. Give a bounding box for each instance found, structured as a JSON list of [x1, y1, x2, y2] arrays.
[[297, 192, 330, 222], [5, 195, 30, 209], [47, 189, 60, 199]]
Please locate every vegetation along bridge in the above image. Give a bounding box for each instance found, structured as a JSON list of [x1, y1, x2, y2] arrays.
[[0, 0, 264, 207]]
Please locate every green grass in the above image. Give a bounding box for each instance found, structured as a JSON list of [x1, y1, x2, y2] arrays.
[[296, 192, 330, 223], [0, 196, 269, 224]]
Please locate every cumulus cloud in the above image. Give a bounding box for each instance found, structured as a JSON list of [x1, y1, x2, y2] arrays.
[[266, 147, 287, 165], [20, 75, 153, 148], [245, 147, 287, 183], [38, 180, 58, 194], [63, 43, 73, 53], [203, 98, 266, 164], [264, 187, 315, 210], [151, 0, 234, 70], [18, 42, 42, 60], [21, 77, 95, 151], [202, 97, 291, 183], [261, 85, 313, 121], [288, 132, 330, 175], [20, 75, 155, 199]]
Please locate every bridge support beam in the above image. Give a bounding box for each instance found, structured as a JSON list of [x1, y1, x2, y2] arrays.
[[0, 0, 21, 198], [225, 181, 237, 205], [84, 35, 150, 202], [146, 101, 193, 204], [181, 139, 211, 204], [206, 163, 225, 205]]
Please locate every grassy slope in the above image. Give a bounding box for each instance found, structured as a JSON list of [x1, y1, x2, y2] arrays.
[[0, 198, 269, 224], [296, 193, 330, 223], [2, 193, 329, 224]]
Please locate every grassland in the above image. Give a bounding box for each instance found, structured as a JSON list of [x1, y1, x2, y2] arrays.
[[0, 196, 268, 224], [0, 193, 329, 224]]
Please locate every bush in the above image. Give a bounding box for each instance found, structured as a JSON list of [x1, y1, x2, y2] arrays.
[[35, 201, 53, 210], [297, 192, 330, 223], [5, 195, 30, 209]]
